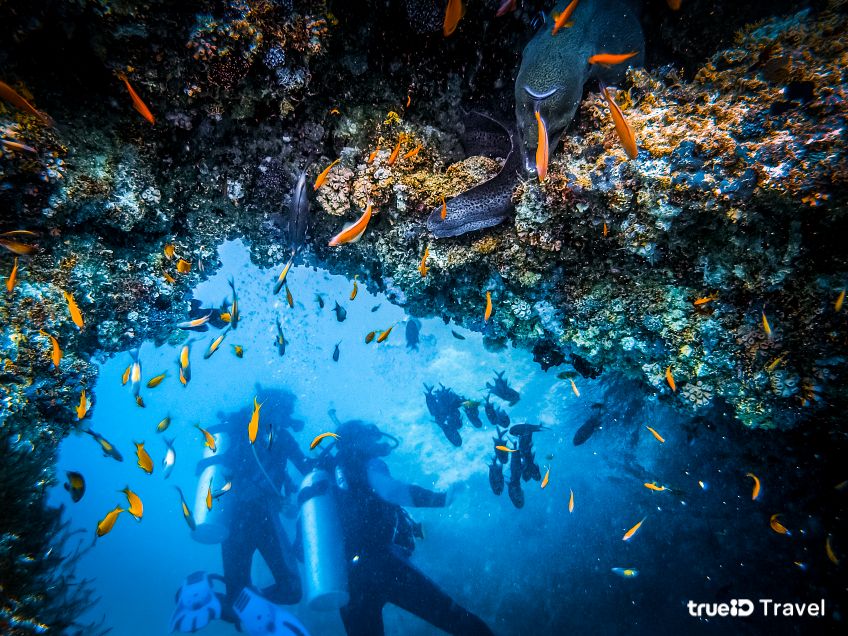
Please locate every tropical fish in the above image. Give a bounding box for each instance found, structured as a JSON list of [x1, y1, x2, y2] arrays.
[[227, 277, 239, 330], [569, 379, 580, 397], [0, 238, 36, 255], [313, 158, 340, 190], [270, 319, 285, 359], [332, 341, 341, 362], [176, 258, 191, 273], [489, 457, 504, 495], [64, 291, 84, 329], [39, 330, 62, 368], [162, 437, 176, 479], [157, 416, 171, 433], [665, 366, 676, 392], [826, 534, 840, 565], [179, 343, 191, 386], [534, 110, 549, 182], [196, 425, 217, 452], [333, 301, 347, 322], [248, 396, 263, 444], [212, 481, 232, 500], [177, 312, 212, 330], [484, 291, 493, 322], [121, 487, 143, 521], [770, 514, 789, 535], [117, 72, 155, 124], [367, 146, 380, 164], [603, 221, 609, 237], [746, 472, 760, 500], [365, 330, 376, 344], [440, 196, 447, 220], [310, 432, 340, 450], [328, 203, 373, 246], [76, 389, 90, 420], [622, 516, 646, 541], [274, 254, 294, 295], [204, 328, 229, 359], [645, 426, 665, 443], [129, 349, 142, 398], [64, 471, 85, 503], [121, 365, 131, 385], [611, 568, 639, 578], [95, 506, 124, 538], [175, 487, 196, 531], [552, 0, 579, 35], [405, 319, 421, 351], [419, 246, 430, 277], [6, 257, 18, 293], [601, 85, 638, 160], [0, 139, 37, 154], [376, 324, 395, 343], [135, 442, 153, 474], [403, 145, 422, 160], [146, 372, 167, 388], [285, 284, 294, 308], [765, 354, 785, 373], [541, 467, 550, 489], [451, 330, 465, 340], [762, 310, 772, 338], [588, 51, 638, 66], [206, 479, 213, 510], [387, 141, 402, 165], [836, 290, 845, 312], [496, 0, 517, 17], [693, 293, 718, 306], [644, 482, 667, 492], [350, 275, 359, 301], [568, 488, 574, 513], [163, 270, 176, 285], [487, 371, 520, 405], [232, 344, 243, 358], [0, 81, 53, 126], [495, 445, 517, 453], [84, 429, 124, 462], [164, 244, 175, 260]]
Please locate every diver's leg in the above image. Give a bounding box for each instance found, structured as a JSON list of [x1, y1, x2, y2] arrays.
[[257, 509, 303, 604], [385, 553, 494, 636], [339, 560, 385, 636], [220, 512, 254, 623]]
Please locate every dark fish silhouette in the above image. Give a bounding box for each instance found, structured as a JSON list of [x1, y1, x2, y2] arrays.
[[438, 422, 462, 447], [332, 341, 340, 362], [315, 294, 325, 309], [371, 304, 381, 312], [84, 429, 123, 462], [487, 370, 520, 405], [493, 427, 510, 464], [507, 450, 524, 509], [288, 169, 310, 253], [405, 319, 421, 351], [275, 317, 287, 357], [333, 301, 347, 322], [64, 471, 85, 502], [488, 457, 504, 496], [451, 330, 465, 340], [463, 401, 483, 428], [572, 417, 600, 446]]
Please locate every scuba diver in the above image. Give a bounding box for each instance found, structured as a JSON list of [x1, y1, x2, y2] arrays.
[[300, 417, 494, 636], [170, 388, 314, 635]]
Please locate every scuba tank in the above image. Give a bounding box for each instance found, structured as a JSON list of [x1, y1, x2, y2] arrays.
[[192, 428, 231, 544], [298, 469, 349, 611]]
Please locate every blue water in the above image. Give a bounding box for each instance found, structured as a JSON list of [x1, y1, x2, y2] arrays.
[[47, 241, 831, 635]]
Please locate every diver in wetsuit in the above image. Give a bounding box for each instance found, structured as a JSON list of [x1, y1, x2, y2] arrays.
[[170, 389, 314, 635], [331, 420, 494, 636]]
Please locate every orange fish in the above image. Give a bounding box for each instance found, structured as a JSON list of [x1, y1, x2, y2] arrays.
[[328, 203, 373, 246], [622, 516, 646, 541], [39, 330, 62, 368], [603, 221, 608, 237], [419, 245, 429, 277], [534, 110, 549, 182], [350, 275, 359, 301], [64, 290, 84, 329], [762, 310, 772, 338], [403, 145, 422, 160], [443, 0, 465, 37], [135, 441, 153, 474], [645, 426, 665, 443], [601, 86, 638, 160], [568, 488, 574, 512], [569, 379, 580, 397], [95, 506, 124, 538], [0, 139, 37, 154], [666, 0, 681, 10], [406, 94, 411, 108], [367, 146, 380, 164], [0, 80, 53, 126], [196, 425, 217, 453], [496, 0, 517, 17], [310, 432, 340, 450], [541, 467, 550, 489], [495, 445, 517, 453], [206, 480, 213, 510], [826, 534, 840, 565], [365, 330, 376, 344], [0, 238, 35, 255], [693, 293, 718, 306], [163, 270, 176, 284], [163, 244, 175, 260], [117, 72, 155, 124], [387, 140, 402, 166], [248, 396, 262, 444], [313, 158, 340, 190], [644, 482, 667, 492], [6, 256, 18, 293], [770, 514, 789, 535], [665, 366, 676, 392], [835, 290, 845, 312], [176, 258, 191, 273], [440, 195, 447, 220], [588, 52, 638, 66], [746, 472, 760, 500], [76, 388, 90, 420], [376, 324, 395, 343], [552, 0, 579, 35], [484, 291, 493, 322]]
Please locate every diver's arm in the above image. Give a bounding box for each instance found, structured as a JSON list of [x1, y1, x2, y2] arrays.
[[282, 430, 315, 475], [367, 459, 447, 508]]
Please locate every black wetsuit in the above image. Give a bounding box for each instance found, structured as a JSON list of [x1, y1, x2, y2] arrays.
[[207, 424, 312, 617], [336, 457, 494, 636]]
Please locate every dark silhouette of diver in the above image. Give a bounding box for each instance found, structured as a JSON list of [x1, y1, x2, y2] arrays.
[[170, 389, 314, 634], [329, 419, 494, 636]]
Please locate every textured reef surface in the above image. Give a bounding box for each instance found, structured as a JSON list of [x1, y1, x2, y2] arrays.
[[0, 0, 846, 631]]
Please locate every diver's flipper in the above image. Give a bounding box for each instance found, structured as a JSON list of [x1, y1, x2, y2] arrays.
[[169, 571, 223, 633], [232, 587, 312, 636]]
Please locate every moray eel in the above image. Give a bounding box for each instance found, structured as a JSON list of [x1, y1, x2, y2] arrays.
[[428, 0, 644, 239]]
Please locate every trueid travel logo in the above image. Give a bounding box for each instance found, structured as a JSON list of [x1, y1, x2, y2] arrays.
[[687, 599, 826, 618]]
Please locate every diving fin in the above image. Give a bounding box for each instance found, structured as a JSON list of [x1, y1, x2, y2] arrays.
[[232, 587, 311, 636], [169, 571, 223, 633]]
